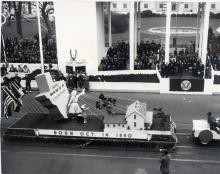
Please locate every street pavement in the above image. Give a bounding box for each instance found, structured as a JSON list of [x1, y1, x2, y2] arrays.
[[1, 92, 220, 174], [2, 142, 220, 174]]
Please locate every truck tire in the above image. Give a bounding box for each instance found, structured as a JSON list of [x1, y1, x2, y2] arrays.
[[198, 130, 213, 145]]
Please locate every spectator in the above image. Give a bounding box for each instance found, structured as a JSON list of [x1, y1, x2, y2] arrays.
[[25, 74, 32, 92], [67, 73, 77, 90], [49, 63, 53, 70], [9, 64, 17, 72], [23, 65, 30, 73], [78, 72, 85, 89], [57, 71, 66, 81], [17, 65, 23, 72], [1, 64, 8, 76], [73, 72, 78, 89], [83, 73, 90, 92]]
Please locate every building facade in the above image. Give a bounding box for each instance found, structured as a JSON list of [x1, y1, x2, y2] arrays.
[[110, 2, 220, 14]]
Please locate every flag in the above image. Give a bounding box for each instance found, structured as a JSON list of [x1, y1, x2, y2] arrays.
[[3, 95, 15, 118], [1, 78, 24, 118], [10, 80, 25, 97]]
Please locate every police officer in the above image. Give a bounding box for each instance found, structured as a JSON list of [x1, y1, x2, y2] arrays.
[[159, 150, 171, 174]]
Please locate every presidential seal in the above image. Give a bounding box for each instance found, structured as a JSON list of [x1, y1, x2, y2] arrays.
[[181, 80, 192, 91]]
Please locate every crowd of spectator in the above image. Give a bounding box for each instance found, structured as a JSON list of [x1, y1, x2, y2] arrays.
[[135, 40, 162, 70], [209, 53, 220, 71], [98, 39, 212, 78], [208, 27, 220, 71], [99, 40, 129, 71], [66, 71, 89, 92], [158, 50, 208, 78], [1, 64, 31, 77], [2, 34, 57, 64], [207, 26, 220, 71], [8, 64, 30, 73]]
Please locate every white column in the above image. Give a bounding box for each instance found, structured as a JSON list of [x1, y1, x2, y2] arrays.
[[134, 2, 137, 61], [129, 1, 135, 71], [108, 2, 112, 47], [199, 3, 204, 59], [37, 2, 44, 73], [0, 3, 2, 61], [96, 2, 105, 65], [195, 3, 200, 53], [201, 2, 211, 64], [165, 2, 171, 63]]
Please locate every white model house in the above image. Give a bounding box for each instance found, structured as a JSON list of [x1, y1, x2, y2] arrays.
[[104, 101, 153, 131]]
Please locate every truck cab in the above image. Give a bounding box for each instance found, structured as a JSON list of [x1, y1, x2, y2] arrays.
[[192, 114, 220, 145]]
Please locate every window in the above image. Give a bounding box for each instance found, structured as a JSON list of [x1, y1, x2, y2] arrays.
[[134, 122, 136, 127], [144, 3, 148, 9], [107, 124, 109, 127], [113, 124, 115, 127], [123, 3, 127, 9], [211, 4, 215, 9], [184, 4, 188, 9], [172, 4, 176, 11], [134, 115, 136, 119], [159, 4, 163, 9], [122, 125, 125, 128], [112, 3, 117, 9], [118, 124, 120, 126]]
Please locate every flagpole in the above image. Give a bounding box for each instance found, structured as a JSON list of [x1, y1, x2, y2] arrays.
[[0, 4, 2, 55], [0, 3, 2, 173], [37, 2, 44, 73]]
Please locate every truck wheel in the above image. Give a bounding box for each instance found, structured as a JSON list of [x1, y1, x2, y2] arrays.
[[198, 130, 213, 145]]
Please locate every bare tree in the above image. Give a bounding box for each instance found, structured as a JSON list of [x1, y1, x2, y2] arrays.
[[12, 1, 23, 36], [39, 2, 54, 36], [6, 2, 12, 26]]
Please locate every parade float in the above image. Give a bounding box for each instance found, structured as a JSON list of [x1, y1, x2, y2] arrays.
[[3, 73, 177, 150]]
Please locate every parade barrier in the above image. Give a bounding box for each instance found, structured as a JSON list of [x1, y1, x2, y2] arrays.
[[89, 73, 160, 93], [89, 82, 160, 93]]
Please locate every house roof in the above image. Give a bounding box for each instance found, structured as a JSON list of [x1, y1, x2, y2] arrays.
[[104, 114, 126, 124], [125, 101, 146, 119]]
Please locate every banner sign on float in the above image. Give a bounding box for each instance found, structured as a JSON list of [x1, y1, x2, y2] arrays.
[[35, 73, 70, 120], [35, 129, 172, 140], [170, 79, 204, 92]]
